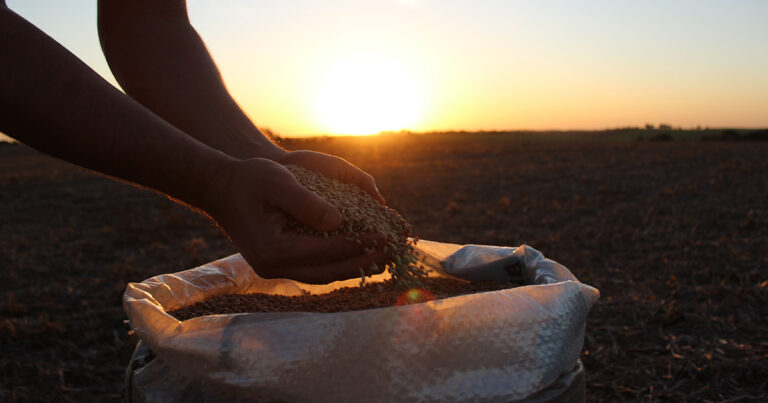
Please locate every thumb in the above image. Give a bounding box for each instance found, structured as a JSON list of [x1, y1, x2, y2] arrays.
[[270, 174, 342, 232]]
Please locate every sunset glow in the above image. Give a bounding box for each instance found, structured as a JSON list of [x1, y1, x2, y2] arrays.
[[312, 55, 426, 135], [4, 0, 768, 137]]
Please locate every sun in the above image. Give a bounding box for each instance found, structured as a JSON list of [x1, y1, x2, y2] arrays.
[[312, 55, 425, 135]]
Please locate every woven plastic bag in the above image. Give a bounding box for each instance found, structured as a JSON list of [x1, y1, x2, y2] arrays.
[[124, 241, 599, 402]]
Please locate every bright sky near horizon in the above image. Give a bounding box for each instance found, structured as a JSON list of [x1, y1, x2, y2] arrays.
[[4, 0, 768, 138]]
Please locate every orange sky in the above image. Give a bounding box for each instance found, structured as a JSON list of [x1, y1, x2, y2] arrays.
[[3, 0, 768, 139]]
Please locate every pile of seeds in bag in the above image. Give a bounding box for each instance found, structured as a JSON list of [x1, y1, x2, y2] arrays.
[[168, 277, 518, 319]]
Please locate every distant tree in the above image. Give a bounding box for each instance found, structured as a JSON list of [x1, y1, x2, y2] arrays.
[[658, 123, 672, 130], [645, 123, 655, 130]]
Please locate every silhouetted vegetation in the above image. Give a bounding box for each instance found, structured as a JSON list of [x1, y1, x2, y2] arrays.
[[701, 128, 768, 142], [327, 127, 768, 144], [648, 133, 674, 142]]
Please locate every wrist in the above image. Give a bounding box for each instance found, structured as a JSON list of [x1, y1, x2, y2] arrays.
[[248, 137, 287, 161], [216, 129, 286, 161], [176, 150, 239, 214]]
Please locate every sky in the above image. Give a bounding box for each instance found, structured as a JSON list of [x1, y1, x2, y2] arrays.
[[3, 0, 768, 139]]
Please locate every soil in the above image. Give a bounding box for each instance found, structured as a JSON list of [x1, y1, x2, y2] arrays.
[[1, 134, 767, 401], [168, 278, 518, 320]]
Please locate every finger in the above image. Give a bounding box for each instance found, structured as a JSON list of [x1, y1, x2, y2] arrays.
[[269, 170, 342, 232], [273, 231, 386, 266], [294, 154, 384, 205], [281, 247, 390, 284], [345, 169, 385, 205]]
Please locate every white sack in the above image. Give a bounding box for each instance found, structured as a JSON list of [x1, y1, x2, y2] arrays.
[[124, 241, 599, 402]]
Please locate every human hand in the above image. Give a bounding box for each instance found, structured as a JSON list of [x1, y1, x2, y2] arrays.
[[274, 150, 385, 205], [202, 157, 388, 284]]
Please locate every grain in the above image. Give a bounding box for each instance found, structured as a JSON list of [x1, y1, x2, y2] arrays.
[[285, 165, 425, 287], [168, 277, 519, 320]]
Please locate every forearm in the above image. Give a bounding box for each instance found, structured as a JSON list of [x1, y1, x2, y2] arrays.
[[97, 0, 284, 160], [0, 6, 234, 209]]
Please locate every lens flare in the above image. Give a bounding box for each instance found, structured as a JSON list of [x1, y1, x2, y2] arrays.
[[395, 288, 435, 306]]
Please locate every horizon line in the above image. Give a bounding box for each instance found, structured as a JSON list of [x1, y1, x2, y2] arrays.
[[2, 126, 768, 143]]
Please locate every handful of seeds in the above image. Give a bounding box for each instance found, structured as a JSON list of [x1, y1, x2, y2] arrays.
[[285, 165, 426, 288]]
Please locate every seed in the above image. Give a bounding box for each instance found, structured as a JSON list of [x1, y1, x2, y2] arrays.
[[359, 268, 367, 287], [285, 165, 425, 287], [167, 278, 519, 319]]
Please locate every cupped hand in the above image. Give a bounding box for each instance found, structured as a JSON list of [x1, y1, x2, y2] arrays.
[[274, 150, 385, 205], [202, 156, 388, 284]]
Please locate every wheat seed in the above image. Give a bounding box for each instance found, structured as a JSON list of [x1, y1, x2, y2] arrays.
[[285, 165, 426, 287]]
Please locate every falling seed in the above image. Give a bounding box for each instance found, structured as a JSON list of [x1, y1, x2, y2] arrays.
[[284, 165, 426, 288]]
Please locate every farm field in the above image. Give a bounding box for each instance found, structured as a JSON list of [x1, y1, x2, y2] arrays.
[[1, 134, 767, 401]]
